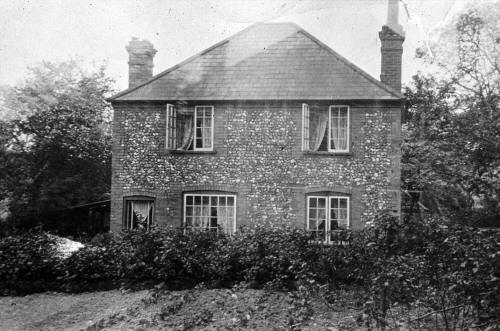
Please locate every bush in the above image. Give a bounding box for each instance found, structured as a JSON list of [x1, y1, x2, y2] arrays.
[[0, 230, 59, 281], [0, 230, 59, 293], [359, 215, 500, 330], [1, 213, 498, 330], [228, 225, 312, 289], [58, 233, 124, 284]]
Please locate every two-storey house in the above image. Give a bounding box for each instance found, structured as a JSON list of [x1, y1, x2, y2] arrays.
[[109, 1, 404, 243]]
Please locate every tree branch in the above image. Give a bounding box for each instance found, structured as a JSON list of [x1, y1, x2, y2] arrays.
[[410, 304, 466, 322]]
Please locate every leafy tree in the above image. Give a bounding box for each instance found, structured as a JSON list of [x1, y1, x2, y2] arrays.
[[403, 4, 500, 225], [0, 60, 113, 228]]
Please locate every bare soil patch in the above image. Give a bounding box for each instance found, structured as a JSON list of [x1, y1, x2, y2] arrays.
[[0, 286, 365, 330], [0, 290, 149, 331]]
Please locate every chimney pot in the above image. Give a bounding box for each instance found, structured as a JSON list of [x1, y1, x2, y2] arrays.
[[387, 0, 404, 36], [126, 38, 157, 89], [379, 0, 404, 93]]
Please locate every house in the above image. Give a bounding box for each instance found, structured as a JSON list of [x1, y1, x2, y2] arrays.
[[108, 1, 404, 243]]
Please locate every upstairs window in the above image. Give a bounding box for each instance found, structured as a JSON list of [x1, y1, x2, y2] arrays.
[[166, 104, 214, 151], [166, 104, 177, 149], [307, 195, 349, 244], [124, 197, 154, 230], [302, 105, 349, 153], [184, 193, 236, 233]]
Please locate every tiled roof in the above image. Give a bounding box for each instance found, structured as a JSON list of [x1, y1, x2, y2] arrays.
[[110, 23, 401, 101]]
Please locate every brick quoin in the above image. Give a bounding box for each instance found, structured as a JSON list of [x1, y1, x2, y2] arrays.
[[109, 13, 404, 232]]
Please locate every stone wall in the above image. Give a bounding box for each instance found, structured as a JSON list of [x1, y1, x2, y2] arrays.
[[111, 100, 401, 231]]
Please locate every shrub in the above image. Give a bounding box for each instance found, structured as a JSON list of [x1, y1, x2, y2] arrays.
[[0, 230, 58, 280], [360, 215, 500, 330], [146, 228, 228, 284], [230, 224, 316, 289], [57, 232, 124, 284], [1, 213, 498, 331], [0, 230, 59, 293]]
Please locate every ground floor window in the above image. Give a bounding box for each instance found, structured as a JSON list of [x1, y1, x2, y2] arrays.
[[184, 194, 236, 233], [123, 197, 154, 230], [307, 195, 349, 243]]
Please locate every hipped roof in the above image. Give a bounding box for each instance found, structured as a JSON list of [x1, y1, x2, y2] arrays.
[[110, 22, 401, 101]]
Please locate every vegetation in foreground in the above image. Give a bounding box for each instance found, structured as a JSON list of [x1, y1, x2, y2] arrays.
[[0, 286, 366, 331], [1, 215, 499, 330]]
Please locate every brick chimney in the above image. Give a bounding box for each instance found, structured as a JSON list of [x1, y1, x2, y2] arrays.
[[126, 38, 157, 88], [379, 0, 404, 92]]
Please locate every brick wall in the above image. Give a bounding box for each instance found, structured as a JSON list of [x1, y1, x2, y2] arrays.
[[111, 100, 401, 231], [126, 38, 156, 89], [379, 25, 404, 93]]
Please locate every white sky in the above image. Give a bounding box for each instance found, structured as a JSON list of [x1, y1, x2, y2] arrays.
[[0, 0, 469, 91]]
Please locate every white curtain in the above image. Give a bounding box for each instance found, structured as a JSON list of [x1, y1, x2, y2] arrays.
[[310, 110, 328, 151], [331, 111, 347, 150], [339, 115, 347, 150], [203, 126, 211, 148], [202, 204, 210, 229], [177, 114, 194, 150], [132, 201, 151, 229], [217, 206, 233, 233]]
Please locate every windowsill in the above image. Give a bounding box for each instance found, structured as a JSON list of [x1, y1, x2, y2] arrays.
[[303, 151, 352, 156], [168, 149, 217, 155]]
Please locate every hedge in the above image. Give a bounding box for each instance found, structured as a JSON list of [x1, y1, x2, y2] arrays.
[[0, 215, 498, 328]]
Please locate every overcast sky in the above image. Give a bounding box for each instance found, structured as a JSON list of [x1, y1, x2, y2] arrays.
[[0, 0, 470, 91]]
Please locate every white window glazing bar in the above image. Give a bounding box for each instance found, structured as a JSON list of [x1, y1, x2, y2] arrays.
[[194, 106, 214, 151], [328, 105, 349, 153], [184, 193, 236, 233], [307, 195, 350, 244], [302, 103, 310, 151]]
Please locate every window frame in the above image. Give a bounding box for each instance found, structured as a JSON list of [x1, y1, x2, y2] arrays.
[[302, 103, 310, 151], [166, 104, 176, 150], [122, 196, 155, 231], [193, 105, 215, 151], [327, 105, 350, 153], [306, 194, 350, 244], [183, 193, 237, 233], [301, 104, 350, 153]]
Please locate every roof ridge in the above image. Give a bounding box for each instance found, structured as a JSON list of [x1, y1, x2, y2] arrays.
[[296, 28, 402, 99], [254, 21, 298, 25]]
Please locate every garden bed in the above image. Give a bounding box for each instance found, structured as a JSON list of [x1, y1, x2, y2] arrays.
[[0, 286, 364, 331]]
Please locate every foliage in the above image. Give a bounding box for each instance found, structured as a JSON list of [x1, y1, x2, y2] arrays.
[[403, 5, 500, 224], [0, 60, 113, 229], [0, 224, 355, 294], [228, 225, 318, 289], [58, 234, 125, 284], [360, 216, 500, 330], [1, 215, 498, 329], [0, 230, 59, 293]]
